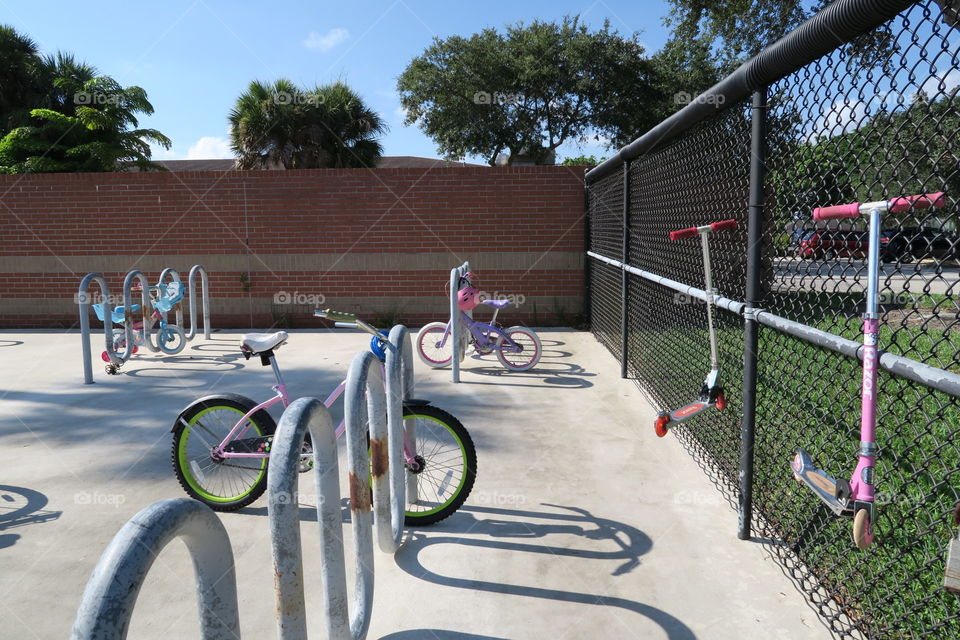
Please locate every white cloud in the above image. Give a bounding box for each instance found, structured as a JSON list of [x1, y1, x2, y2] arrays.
[[185, 136, 233, 159], [920, 69, 960, 97], [304, 28, 350, 51]]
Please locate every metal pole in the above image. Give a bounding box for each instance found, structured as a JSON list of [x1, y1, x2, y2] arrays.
[[450, 261, 470, 383], [738, 88, 767, 540], [620, 161, 630, 378], [78, 273, 112, 384], [187, 264, 211, 340]]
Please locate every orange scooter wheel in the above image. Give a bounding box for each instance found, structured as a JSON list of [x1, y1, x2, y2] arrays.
[[655, 414, 671, 438]]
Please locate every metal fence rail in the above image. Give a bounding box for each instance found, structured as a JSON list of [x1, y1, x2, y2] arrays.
[[586, 1, 960, 637]]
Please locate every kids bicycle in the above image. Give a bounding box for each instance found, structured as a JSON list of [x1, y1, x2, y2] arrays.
[[93, 281, 187, 374], [416, 272, 541, 372], [791, 191, 945, 550], [170, 310, 477, 525], [655, 219, 737, 437]]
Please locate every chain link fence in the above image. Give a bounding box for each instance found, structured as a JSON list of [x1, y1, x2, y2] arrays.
[[586, 1, 960, 637]]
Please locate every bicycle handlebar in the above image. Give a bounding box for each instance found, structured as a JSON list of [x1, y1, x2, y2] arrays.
[[315, 308, 356, 323], [669, 219, 738, 241], [813, 192, 946, 221]]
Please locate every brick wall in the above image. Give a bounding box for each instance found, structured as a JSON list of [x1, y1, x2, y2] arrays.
[[0, 167, 586, 329]]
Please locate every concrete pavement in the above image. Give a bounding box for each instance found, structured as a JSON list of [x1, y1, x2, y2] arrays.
[[0, 329, 828, 639]]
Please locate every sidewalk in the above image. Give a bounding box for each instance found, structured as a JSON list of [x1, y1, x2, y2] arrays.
[[0, 329, 827, 639]]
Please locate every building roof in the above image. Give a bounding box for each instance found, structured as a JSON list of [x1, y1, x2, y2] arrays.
[[146, 156, 483, 172]]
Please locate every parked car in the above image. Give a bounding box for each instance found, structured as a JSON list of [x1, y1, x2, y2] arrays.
[[797, 229, 865, 260], [880, 227, 960, 263]]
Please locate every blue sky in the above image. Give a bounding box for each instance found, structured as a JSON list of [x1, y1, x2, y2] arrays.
[[0, 0, 673, 164]]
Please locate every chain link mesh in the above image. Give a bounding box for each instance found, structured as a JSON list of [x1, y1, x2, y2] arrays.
[[587, 2, 960, 637]]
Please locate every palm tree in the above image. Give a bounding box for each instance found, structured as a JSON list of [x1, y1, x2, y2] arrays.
[[229, 79, 386, 169], [0, 25, 46, 130], [0, 51, 170, 173]]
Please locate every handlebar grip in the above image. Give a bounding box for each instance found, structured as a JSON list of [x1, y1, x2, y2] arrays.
[[889, 192, 946, 213], [669, 227, 698, 241], [812, 203, 860, 221], [710, 219, 738, 232], [314, 308, 357, 322]]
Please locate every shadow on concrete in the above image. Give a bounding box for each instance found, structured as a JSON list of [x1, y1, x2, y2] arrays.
[[394, 503, 698, 639], [380, 632, 509, 640], [460, 338, 596, 389], [0, 339, 24, 347], [0, 485, 61, 548]]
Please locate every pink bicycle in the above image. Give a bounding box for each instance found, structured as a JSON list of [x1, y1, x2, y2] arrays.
[[792, 192, 945, 550], [416, 272, 541, 372], [170, 310, 476, 525]]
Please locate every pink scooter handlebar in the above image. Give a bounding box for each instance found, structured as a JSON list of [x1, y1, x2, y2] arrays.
[[669, 219, 738, 241], [813, 192, 945, 221]]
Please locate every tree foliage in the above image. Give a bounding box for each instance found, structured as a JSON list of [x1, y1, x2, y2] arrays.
[[229, 79, 385, 169], [0, 27, 169, 173], [397, 16, 662, 165]]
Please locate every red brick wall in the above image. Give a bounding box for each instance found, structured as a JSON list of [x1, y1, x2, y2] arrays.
[[0, 167, 586, 329]]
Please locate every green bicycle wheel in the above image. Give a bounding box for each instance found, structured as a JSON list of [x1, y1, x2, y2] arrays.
[[172, 397, 276, 511]]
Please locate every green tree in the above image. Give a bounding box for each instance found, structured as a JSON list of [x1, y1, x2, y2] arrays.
[[0, 52, 170, 173], [560, 155, 600, 166], [0, 26, 47, 131], [229, 79, 385, 169], [397, 16, 662, 165]]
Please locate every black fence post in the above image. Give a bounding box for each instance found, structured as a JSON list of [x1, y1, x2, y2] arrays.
[[739, 88, 767, 540], [621, 161, 631, 378]]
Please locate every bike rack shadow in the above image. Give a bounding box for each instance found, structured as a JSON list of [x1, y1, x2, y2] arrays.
[[392, 503, 697, 639], [0, 339, 24, 347], [380, 632, 509, 640], [0, 485, 61, 549]]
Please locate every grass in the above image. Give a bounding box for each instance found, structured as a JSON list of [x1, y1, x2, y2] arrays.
[[617, 295, 960, 638]]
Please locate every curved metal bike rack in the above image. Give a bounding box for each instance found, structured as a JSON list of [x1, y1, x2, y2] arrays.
[[69, 498, 240, 639], [186, 264, 211, 340], [123, 270, 158, 354], [71, 327, 412, 639], [78, 274, 115, 385], [449, 261, 471, 383], [156, 267, 185, 332]]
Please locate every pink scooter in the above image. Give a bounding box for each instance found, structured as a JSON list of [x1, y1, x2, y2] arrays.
[[655, 219, 738, 437], [792, 192, 946, 550]]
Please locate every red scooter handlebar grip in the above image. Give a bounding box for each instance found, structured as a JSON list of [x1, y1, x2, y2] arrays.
[[812, 203, 860, 221], [710, 219, 738, 232], [669, 227, 698, 241], [889, 192, 946, 213]]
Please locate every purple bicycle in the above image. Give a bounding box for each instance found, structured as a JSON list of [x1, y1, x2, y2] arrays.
[[792, 191, 945, 550], [416, 272, 541, 372]]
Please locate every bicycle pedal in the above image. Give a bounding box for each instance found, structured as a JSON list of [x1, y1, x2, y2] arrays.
[[791, 449, 852, 516]]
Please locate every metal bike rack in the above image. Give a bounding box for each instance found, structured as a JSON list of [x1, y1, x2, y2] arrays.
[[71, 328, 412, 639], [124, 270, 158, 354], [449, 261, 471, 383], [78, 274, 115, 385], [70, 498, 240, 639], [186, 264, 211, 340], [156, 267, 185, 333]]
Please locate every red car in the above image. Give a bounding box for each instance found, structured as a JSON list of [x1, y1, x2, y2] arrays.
[[797, 230, 866, 260]]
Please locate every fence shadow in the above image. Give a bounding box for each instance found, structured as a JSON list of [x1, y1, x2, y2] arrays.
[[393, 503, 697, 639]]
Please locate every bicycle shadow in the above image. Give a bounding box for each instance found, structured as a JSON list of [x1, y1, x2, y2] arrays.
[[380, 632, 508, 640], [0, 485, 61, 549], [392, 503, 697, 639]]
